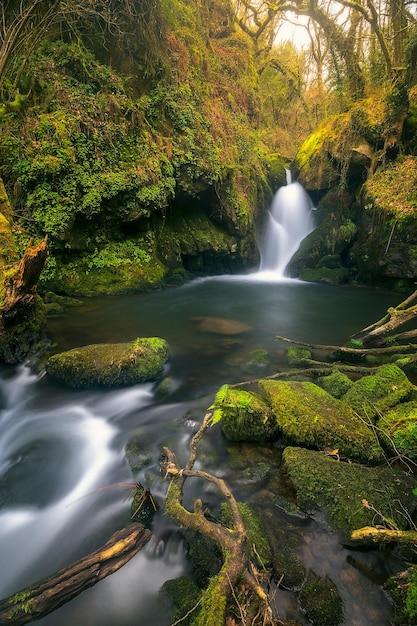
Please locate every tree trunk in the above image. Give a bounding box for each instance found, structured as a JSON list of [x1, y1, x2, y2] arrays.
[[0, 236, 48, 324], [0, 524, 151, 626]]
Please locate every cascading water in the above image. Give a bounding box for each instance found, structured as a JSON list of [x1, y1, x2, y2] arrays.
[[259, 170, 315, 278]]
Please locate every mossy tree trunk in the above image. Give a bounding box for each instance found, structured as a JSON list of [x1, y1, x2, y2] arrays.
[[0, 236, 48, 363]]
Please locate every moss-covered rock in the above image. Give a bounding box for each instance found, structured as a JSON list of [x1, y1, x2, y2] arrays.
[[286, 346, 312, 367], [377, 401, 417, 460], [341, 364, 415, 421], [317, 370, 353, 398], [212, 384, 279, 442], [282, 446, 416, 542], [259, 379, 384, 464], [160, 577, 202, 626], [45, 337, 169, 388], [385, 566, 417, 626], [299, 573, 343, 626], [299, 266, 349, 285]]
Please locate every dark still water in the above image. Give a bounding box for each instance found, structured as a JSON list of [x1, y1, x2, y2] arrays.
[[0, 276, 405, 625]]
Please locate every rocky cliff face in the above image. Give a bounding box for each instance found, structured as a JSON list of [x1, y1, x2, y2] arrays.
[[0, 0, 287, 297], [289, 88, 417, 289]]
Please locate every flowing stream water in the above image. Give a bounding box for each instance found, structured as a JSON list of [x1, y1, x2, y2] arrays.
[[0, 276, 406, 626]]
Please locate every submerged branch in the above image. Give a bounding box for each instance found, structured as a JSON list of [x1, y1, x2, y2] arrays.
[[0, 524, 151, 626]]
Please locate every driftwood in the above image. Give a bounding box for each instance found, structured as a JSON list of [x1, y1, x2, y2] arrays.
[[0, 523, 151, 626], [352, 289, 417, 346], [160, 412, 281, 626], [351, 526, 417, 545]]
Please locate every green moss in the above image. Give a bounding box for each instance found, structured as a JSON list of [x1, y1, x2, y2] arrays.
[[286, 346, 312, 367], [282, 446, 416, 541], [259, 379, 384, 464], [341, 364, 415, 420], [365, 156, 417, 218], [317, 370, 353, 398], [378, 401, 417, 460], [212, 384, 279, 442], [220, 502, 271, 566], [7, 589, 35, 619], [160, 577, 202, 626], [299, 574, 343, 626], [40, 242, 166, 296], [299, 266, 349, 285], [405, 568, 417, 621], [45, 337, 169, 388]]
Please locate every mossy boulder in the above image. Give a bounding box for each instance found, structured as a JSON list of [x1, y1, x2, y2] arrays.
[[385, 566, 417, 626], [45, 337, 169, 388], [212, 384, 279, 442], [377, 401, 417, 460], [282, 446, 416, 542], [160, 577, 201, 626], [299, 574, 343, 626], [286, 346, 312, 367], [341, 364, 415, 420], [317, 370, 353, 398], [299, 266, 349, 285], [259, 379, 384, 464]]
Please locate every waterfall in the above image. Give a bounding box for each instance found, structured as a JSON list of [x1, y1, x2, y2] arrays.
[[259, 170, 315, 278]]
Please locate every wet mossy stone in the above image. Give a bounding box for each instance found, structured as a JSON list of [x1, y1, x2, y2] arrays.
[[160, 577, 201, 626], [299, 573, 343, 626], [212, 384, 279, 442], [282, 446, 416, 542], [45, 337, 169, 388], [378, 401, 417, 460], [259, 379, 384, 464], [385, 566, 417, 626], [341, 364, 415, 421], [286, 346, 312, 367], [317, 370, 353, 398]]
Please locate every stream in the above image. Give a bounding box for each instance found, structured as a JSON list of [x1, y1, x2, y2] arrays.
[[0, 275, 408, 625]]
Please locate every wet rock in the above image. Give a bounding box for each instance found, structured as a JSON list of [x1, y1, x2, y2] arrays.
[[299, 572, 343, 626], [45, 337, 169, 388], [192, 316, 253, 335], [286, 346, 312, 367], [377, 400, 417, 460], [282, 446, 416, 543], [341, 364, 415, 420], [213, 384, 279, 442], [317, 370, 353, 398], [259, 379, 384, 464]]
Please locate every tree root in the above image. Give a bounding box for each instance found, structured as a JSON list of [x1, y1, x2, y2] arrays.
[[159, 412, 280, 626]]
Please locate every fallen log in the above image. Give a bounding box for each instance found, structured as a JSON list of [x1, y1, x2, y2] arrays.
[[0, 523, 151, 626], [351, 526, 417, 545]]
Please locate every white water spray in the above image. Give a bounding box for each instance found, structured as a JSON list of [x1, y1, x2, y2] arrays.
[[259, 170, 315, 278]]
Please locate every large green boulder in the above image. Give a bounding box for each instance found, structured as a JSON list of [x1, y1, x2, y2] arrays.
[[212, 384, 279, 442], [45, 337, 169, 388], [341, 364, 415, 420], [259, 379, 384, 464], [378, 400, 417, 460], [282, 446, 416, 543]]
